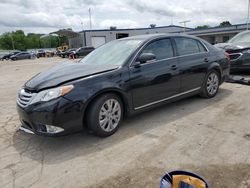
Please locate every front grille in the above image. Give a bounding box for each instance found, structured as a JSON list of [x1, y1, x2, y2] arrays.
[[17, 88, 36, 107], [228, 53, 242, 61]]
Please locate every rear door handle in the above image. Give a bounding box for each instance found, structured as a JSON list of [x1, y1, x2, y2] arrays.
[[204, 58, 209, 63], [170, 65, 178, 70]]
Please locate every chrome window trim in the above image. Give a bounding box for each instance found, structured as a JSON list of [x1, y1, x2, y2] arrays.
[[199, 40, 209, 52], [134, 87, 201, 110], [130, 51, 209, 68], [173, 51, 209, 58], [129, 37, 209, 68]]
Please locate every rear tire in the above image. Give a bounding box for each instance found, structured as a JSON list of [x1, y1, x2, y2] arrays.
[[200, 70, 220, 98], [86, 93, 123, 137]]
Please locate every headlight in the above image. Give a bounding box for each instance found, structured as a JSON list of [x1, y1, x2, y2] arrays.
[[30, 85, 74, 104]]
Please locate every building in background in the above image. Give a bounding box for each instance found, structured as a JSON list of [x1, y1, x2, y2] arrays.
[[52, 23, 249, 49], [187, 24, 248, 44]]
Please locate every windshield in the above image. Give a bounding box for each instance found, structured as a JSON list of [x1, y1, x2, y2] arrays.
[[228, 31, 250, 43], [79, 39, 143, 66]]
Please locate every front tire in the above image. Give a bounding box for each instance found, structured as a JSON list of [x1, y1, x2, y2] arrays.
[[86, 94, 123, 137], [200, 70, 220, 98]]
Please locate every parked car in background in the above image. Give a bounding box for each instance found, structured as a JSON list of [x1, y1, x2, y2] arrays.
[[71, 46, 95, 58], [10, 52, 32, 60], [17, 34, 230, 137], [59, 48, 76, 58], [1, 51, 21, 60], [215, 30, 250, 71], [36, 50, 46, 58]]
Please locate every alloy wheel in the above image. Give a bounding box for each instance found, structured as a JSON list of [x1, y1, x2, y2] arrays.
[[99, 99, 121, 132], [206, 72, 219, 96]]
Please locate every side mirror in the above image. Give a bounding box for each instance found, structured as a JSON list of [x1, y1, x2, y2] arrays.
[[137, 53, 156, 64]]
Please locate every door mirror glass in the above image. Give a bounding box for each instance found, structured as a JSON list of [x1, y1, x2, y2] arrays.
[[137, 53, 156, 64]]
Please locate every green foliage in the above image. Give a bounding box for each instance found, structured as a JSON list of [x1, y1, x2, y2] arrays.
[[219, 21, 232, 27], [0, 33, 14, 50], [0, 30, 68, 50], [12, 30, 26, 50], [195, 25, 210, 29]]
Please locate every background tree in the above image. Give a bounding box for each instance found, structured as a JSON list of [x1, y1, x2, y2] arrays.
[[219, 21, 232, 27], [0, 30, 69, 50], [12, 30, 26, 50], [0, 32, 15, 50], [25, 33, 42, 49], [195, 25, 210, 29]]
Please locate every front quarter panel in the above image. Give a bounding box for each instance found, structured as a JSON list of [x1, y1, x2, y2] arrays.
[[63, 67, 132, 115]]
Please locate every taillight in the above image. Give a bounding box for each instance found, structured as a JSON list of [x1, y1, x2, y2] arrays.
[[224, 52, 230, 61]]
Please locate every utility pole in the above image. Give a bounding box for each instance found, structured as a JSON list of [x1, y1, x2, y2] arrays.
[[179, 20, 191, 33], [247, 0, 250, 30], [88, 8, 92, 30]]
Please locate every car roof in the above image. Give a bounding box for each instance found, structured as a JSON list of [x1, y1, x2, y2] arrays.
[[18, 52, 29, 54], [119, 33, 200, 41]]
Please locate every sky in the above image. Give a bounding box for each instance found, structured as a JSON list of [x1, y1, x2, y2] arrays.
[[0, 0, 248, 34]]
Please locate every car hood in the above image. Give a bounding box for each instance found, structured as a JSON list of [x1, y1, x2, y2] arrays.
[[25, 61, 119, 91], [214, 42, 250, 51]]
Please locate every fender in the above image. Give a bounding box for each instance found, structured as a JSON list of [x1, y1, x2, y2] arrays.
[[207, 62, 222, 76], [85, 86, 132, 115], [205, 62, 224, 84]]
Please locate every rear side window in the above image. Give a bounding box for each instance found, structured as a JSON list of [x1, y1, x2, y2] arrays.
[[141, 39, 174, 60], [174, 37, 205, 56]]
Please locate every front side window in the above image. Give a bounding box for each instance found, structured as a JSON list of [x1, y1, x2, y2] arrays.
[[175, 38, 201, 56], [141, 39, 174, 60]]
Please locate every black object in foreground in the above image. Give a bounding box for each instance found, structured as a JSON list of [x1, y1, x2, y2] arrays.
[[160, 170, 210, 188]]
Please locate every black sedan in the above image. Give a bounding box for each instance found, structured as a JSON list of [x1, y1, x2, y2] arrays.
[[71, 46, 95, 58], [60, 48, 76, 58], [10, 52, 33, 60], [215, 30, 250, 71], [36, 50, 46, 58], [17, 34, 230, 137], [1, 51, 20, 60]]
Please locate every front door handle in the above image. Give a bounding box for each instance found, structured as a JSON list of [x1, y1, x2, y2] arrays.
[[170, 65, 178, 70]]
